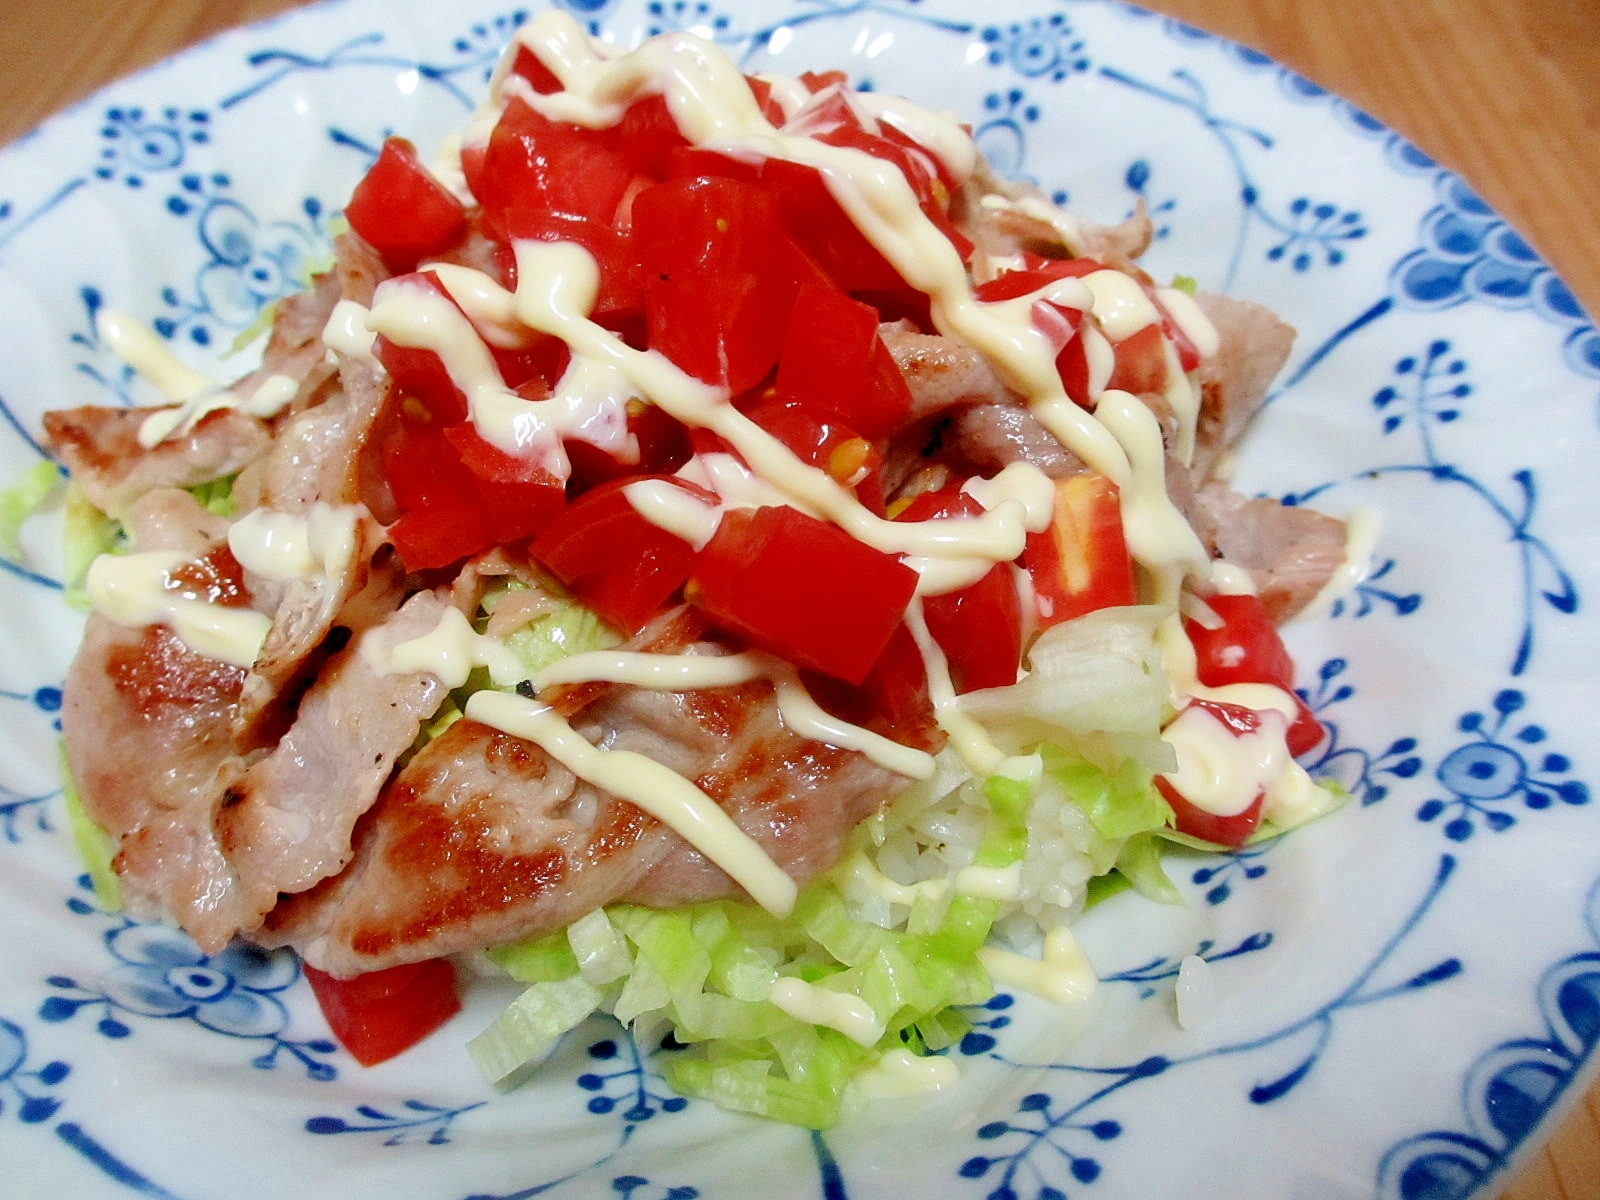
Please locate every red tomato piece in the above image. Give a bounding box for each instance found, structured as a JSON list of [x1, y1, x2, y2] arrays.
[[372, 272, 471, 423], [532, 475, 714, 633], [501, 210, 643, 320], [744, 397, 887, 513], [1185, 593, 1294, 689], [686, 505, 918, 684], [565, 402, 692, 492], [743, 75, 790, 126], [923, 564, 1023, 694], [1156, 698, 1270, 847], [1184, 592, 1325, 756], [478, 97, 632, 235], [973, 259, 1106, 302], [303, 959, 461, 1067], [613, 93, 691, 178], [633, 175, 799, 392], [1105, 322, 1170, 394], [1156, 775, 1265, 849], [343, 138, 468, 273], [890, 486, 1021, 692], [509, 43, 563, 95], [802, 623, 939, 752], [1023, 474, 1137, 627], [442, 423, 567, 545], [761, 158, 907, 294], [774, 283, 912, 438]]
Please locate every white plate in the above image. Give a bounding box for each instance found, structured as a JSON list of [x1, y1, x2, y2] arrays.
[[1, 1, 1597, 1197]]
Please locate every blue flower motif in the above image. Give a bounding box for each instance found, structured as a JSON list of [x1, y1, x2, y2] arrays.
[[1390, 174, 1599, 378], [645, 0, 731, 38], [41, 915, 338, 1080], [95, 924, 297, 1038], [972, 89, 1041, 183], [981, 15, 1089, 83], [0, 1017, 69, 1126], [192, 199, 316, 329], [1419, 690, 1589, 840], [94, 106, 211, 187]]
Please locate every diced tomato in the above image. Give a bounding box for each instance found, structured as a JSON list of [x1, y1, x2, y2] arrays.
[[889, 485, 1021, 692], [892, 483, 979, 524], [443, 423, 566, 545], [343, 138, 468, 273], [389, 503, 490, 572], [509, 43, 563, 95], [974, 271, 1096, 405], [372, 272, 470, 423], [633, 175, 800, 392], [744, 75, 790, 127], [489, 334, 571, 395], [686, 505, 918, 683], [802, 623, 938, 752], [773, 283, 912, 439], [477, 97, 633, 235], [613, 93, 692, 178], [565, 401, 692, 492], [501, 210, 643, 319], [661, 146, 762, 184], [1159, 699, 1269, 847], [1023, 474, 1137, 627], [761, 158, 907, 294], [1105, 322, 1169, 394], [532, 475, 714, 633], [303, 959, 461, 1068], [1184, 592, 1324, 756], [973, 259, 1105, 301], [1156, 774, 1265, 849], [744, 397, 886, 513], [799, 69, 849, 94], [922, 563, 1022, 693]]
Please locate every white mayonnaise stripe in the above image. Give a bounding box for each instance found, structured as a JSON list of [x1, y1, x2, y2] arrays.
[[975, 924, 1097, 1006], [227, 503, 361, 583], [767, 976, 884, 1047], [465, 690, 798, 916], [529, 647, 935, 779], [903, 598, 1006, 777], [86, 550, 270, 669], [97, 310, 305, 448]]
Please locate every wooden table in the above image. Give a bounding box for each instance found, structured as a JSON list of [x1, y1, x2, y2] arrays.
[[1, 2, 1595, 1197]]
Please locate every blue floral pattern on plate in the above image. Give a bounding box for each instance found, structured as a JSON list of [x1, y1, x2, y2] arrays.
[[0, 1, 1594, 1197]]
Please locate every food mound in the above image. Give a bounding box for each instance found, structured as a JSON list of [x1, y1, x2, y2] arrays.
[[45, 13, 1352, 1126]]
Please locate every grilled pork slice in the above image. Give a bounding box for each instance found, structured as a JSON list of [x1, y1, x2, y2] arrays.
[[1190, 293, 1297, 482], [262, 675, 908, 977], [1196, 482, 1349, 621], [62, 489, 251, 947]]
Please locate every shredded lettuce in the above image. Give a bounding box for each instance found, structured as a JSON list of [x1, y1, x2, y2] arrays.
[[0, 459, 61, 561], [186, 474, 236, 518], [1039, 744, 1173, 841], [1170, 273, 1199, 295], [59, 743, 121, 910], [1110, 831, 1182, 905], [62, 483, 124, 610], [960, 606, 1176, 773], [475, 767, 1031, 1128], [501, 596, 621, 676]]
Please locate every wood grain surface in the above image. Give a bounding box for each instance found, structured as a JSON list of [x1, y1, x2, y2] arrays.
[[0, 2, 1595, 1196]]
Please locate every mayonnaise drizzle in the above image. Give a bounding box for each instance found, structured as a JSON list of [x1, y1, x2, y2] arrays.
[[768, 976, 884, 1046], [855, 1048, 960, 1099], [227, 504, 361, 583], [86, 550, 270, 669], [465, 690, 798, 916], [976, 925, 1098, 1006]]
